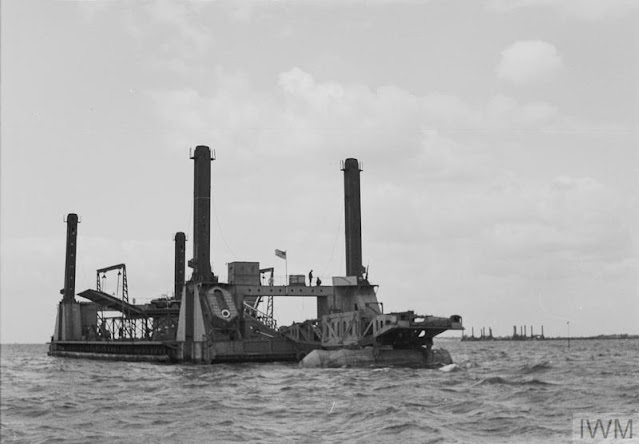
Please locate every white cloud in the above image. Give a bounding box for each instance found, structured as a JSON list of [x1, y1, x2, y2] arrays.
[[117, 0, 212, 65], [148, 67, 580, 160], [478, 174, 633, 279], [146, 69, 629, 254], [487, 0, 639, 21], [77, 3, 203, 87], [76, 1, 112, 22], [496, 40, 564, 86]]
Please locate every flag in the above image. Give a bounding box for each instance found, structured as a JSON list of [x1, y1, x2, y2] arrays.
[[275, 249, 287, 259]]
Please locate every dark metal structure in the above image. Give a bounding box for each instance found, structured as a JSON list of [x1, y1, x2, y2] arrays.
[[54, 214, 81, 342], [342, 158, 364, 280], [49, 147, 463, 365], [174, 232, 186, 300], [190, 146, 215, 283], [61, 213, 78, 303]]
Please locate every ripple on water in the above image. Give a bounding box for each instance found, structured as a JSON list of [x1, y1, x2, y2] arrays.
[[2, 340, 638, 443]]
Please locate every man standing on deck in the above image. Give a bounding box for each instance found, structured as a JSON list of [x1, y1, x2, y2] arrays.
[[308, 270, 313, 286]]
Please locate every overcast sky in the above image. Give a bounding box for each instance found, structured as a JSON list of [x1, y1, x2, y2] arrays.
[[1, 0, 637, 343]]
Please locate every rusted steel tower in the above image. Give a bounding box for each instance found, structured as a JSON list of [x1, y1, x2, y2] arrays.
[[342, 158, 363, 279]]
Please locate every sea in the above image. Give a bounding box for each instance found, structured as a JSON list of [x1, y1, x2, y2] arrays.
[[1, 339, 638, 444]]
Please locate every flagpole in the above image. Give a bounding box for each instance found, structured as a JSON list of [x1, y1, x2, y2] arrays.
[[275, 249, 288, 287]]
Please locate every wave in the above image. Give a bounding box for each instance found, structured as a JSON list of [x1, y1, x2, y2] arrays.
[[475, 376, 508, 385], [518, 361, 552, 374], [476, 376, 554, 386], [3, 342, 635, 444]]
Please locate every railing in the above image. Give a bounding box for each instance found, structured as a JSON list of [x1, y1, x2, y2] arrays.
[[280, 320, 322, 344], [94, 314, 155, 341], [243, 302, 277, 330], [321, 312, 361, 347]]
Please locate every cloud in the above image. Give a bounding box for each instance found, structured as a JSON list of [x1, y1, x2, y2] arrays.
[[114, 0, 214, 69], [76, 1, 112, 23], [75, 1, 213, 58], [147, 67, 579, 160], [146, 68, 630, 252], [486, 0, 639, 21], [143, 68, 635, 330], [477, 174, 634, 279], [496, 40, 564, 86]]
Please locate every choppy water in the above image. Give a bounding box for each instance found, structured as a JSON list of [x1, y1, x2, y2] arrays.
[[1, 339, 638, 443]]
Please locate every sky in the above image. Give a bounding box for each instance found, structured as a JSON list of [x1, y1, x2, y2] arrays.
[[1, 0, 637, 343]]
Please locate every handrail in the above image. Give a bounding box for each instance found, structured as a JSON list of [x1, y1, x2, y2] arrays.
[[243, 302, 277, 330]]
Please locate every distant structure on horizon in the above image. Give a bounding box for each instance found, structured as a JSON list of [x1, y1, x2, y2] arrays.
[[461, 325, 545, 341], [460, 326, 639, 342]]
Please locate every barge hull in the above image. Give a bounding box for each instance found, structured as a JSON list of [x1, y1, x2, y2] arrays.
[[48, 340, 171, 362], [48, 350, 170, 363], [300, 347, 453, 368]]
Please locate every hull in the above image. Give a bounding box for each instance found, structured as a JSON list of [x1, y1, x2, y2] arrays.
[[299, 347, 453, 368], [48, 337, 312, 364], [48, 340, 171, 363]]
